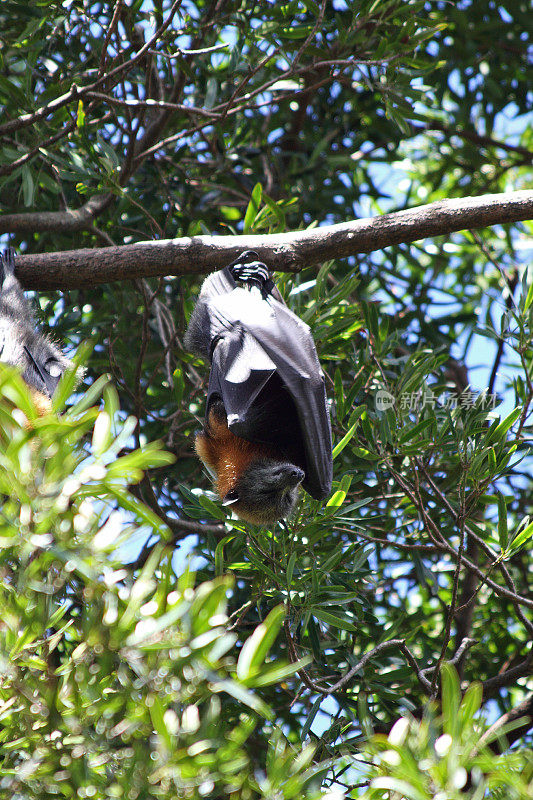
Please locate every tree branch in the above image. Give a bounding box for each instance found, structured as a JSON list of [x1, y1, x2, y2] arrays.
[[324, 639, 432, 696], [0, 194, 112, 235], [10, 190, 533, 290], [0, 0, 182, 138], [125, 516, 227, 572], [414, 121, 533, 161], [475, 692, 533, 754]]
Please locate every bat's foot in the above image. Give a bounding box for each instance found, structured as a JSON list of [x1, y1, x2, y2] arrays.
[[228, 251, 274, 295], [0, 247, 16, 285]]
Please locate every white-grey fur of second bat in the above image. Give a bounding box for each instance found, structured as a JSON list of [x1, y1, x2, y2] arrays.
[[0, 247, 77, 409]]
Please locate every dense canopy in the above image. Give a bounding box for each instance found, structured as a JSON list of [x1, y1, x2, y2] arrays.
[[0, 1, 532, 797]]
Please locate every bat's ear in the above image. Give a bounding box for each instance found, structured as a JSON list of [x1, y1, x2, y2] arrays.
[[222, 489, 239, 506]]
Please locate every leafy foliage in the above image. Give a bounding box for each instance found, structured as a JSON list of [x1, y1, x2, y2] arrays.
[[0, 0, 532, 797], [359, 666, 533, 800], [0, 373, 324, 799]]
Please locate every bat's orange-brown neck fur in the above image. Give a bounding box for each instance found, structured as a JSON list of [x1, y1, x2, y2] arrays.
[[30, 388, 52, 416], [195, 406, 275, 500], [15, 388, 52, 430]]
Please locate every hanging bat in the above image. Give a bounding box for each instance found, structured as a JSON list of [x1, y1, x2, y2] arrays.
[[0, 247, 74, 413], [184, 251, 333, 524]]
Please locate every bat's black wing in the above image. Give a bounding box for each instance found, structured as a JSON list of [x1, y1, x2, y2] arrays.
[[185, 253, 333, 500]]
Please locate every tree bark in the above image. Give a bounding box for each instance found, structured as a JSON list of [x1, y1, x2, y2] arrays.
[[0, 195, 112, 235], [9, 190, 533, 289]]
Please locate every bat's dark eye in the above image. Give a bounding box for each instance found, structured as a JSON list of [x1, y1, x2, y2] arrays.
[[45, 359, 62, 378]]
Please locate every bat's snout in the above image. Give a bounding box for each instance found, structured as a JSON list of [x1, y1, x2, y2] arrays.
[[274, 464, 305, 489]]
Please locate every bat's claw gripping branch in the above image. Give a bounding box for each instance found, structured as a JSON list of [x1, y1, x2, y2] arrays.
[[0, 247, 16, 285], [228, 250, 274, 296]]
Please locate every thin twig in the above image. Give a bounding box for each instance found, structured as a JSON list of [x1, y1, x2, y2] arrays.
[[325, 639, 432, 696], [388, 461, 533, 610], [98, 0, 124, 77], [473, 691, 533, 754], [0, 0, 183, 137], [85, 91, 220, 119], [430, 478, 467, 696]]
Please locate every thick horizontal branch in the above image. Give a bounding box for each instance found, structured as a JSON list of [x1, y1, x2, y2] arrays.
[[11, 190, 533, 290], [0, 195, 112, 235]]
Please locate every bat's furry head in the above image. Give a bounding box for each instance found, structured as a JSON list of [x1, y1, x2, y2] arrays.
[[195, 400, 304, 524], [12, 322, 74, 400], [0, 248, 78, 411], [221, 457, 304, 524]]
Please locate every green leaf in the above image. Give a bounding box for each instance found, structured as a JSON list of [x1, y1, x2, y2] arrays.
[[280, 24, 314, 40], [399, 418, 434, 444], [286, 552, 297, 584], [301, 695, 322, 741], [76, 99, 85, 127], [91, 410, 112, 456], [253, 656, 311, 688], [332, 407, 365, 458], [96, 131, 119, 170], [205, 77, 218, 109], [261, 194, 285, 231], [68, 373, 109, 415], [236, 605, 285, 680], [21, 164, 34, 207], [149, 695, 172, 750], [243, 183, 262, 233], [459, 681, 482, 731], [173, 368, 185, 403], [522, 271, 533, 312], [509, 519, 533, 553], [212, 679, 272, 719], [105, 486, 171, 535], [47, 602, 71, 629], [486, 407, 522, 444], [370, 778, 427, 800], [126, 600, 190, 646], [441, 663, 460, 738], [198, 494, 227, 520], [497, 492, 509, 551], [358, 691, 373, 738], [306, 616, 321, 660], [106, 443, 174, 480], [103, 384, 119, 421], [325, 489, 347, 512], [311, 608, 357, 632], [52, 364, 85, 413], [352, 544, 372, 571], [214, 534, 235, 576]]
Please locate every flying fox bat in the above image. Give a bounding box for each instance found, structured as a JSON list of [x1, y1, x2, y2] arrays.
[[184, 251, 332, 524], [0, 247, 74, 413]]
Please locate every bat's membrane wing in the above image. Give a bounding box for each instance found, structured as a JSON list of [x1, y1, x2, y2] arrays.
[[203, 276, 332, 500]]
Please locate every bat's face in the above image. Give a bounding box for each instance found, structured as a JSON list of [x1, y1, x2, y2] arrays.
[[194, 407, 305, 524], [0, 250, 75, 410], [20, 329, 73, 399], [222, 459, 304, 524], [0, 319, 74, 402]]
